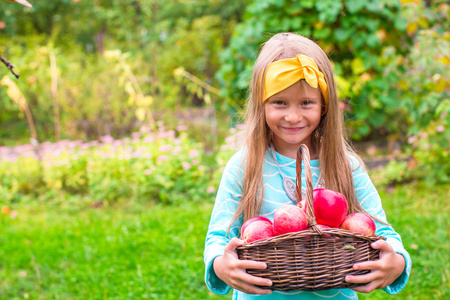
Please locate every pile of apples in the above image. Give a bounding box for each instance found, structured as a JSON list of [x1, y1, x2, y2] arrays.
[[241, 188, 376, 243]]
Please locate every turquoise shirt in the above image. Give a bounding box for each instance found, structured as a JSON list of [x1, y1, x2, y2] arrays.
[[204, 149, 412, 299]]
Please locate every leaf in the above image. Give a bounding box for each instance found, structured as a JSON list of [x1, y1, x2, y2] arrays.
[[124, 82, 135, 96], [434, 56, 450, 65], [434, 78, 446, 93], [400, 0, 421, 4], [1, 75, 25, 109], [204, 93, 211, 106], [364, 19, 380, 32], [435, 100, 450, 117], [173, 67, 184, 77], [135, 108, 146, 121], [358, 123, 371, 136], [406, 22, 418, 35], [345, 0, 365, 14], [351, 58, 365, 75], [335, 75, 352, 97], [141, 95, 153, 106], [127, 95, 134, 106], [365, 1, 382, 13], [366, 32, 380, 48], [392, 17, 407, 32], [104, 50, 122, 60], [316, 0, 343, 23], [300, 0, 314, 9], [314, 27, 331, 39], [334, 28, 351, 41], [196, 86, 203, 99]]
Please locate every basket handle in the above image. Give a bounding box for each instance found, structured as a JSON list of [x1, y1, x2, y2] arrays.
[[296, 144, 322, 234]]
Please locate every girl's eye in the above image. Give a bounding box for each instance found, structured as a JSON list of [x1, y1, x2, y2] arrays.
[[273, 100, 285, 106], [302, 100, 314, 106]]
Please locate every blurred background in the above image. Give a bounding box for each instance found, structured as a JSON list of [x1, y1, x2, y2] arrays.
[[0, 0, 448, 299]]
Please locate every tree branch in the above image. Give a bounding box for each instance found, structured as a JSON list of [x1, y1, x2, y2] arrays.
[[0, 53, 20, 79]]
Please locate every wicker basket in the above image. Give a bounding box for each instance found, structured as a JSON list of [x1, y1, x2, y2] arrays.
[[236, 144, 385, 291]]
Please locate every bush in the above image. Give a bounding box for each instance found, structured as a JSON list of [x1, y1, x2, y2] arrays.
[[217, 0, 409, 139], [379, 1, 449, 186], [0, 125, 217, 207]]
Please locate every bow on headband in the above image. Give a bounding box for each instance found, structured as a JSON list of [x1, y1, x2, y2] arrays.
[[263, 54, 328, 114]]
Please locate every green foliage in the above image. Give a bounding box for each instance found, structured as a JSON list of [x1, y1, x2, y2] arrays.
[[0, 36, 139, 141], [217, 0, 409, 139], [370, 160, 414, 188], [377, 1, 450, 186], [407, 105, 449, 185], [215, 0, 448, 187], [0, 0, 247, 143], [0, 127, 216, 206]]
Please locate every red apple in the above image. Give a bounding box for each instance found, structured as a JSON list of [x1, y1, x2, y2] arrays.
[[296, 197, 307, 213], [312, 188, 348, 228], [273, 205, 309, 236], [242, 220, 274, 243], [339, 212, 376, 236], [241, 216, 272, 237]]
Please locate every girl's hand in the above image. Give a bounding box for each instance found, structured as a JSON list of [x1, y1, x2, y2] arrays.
[[213, 238, 273, 295], [346, 240, 406, 293]]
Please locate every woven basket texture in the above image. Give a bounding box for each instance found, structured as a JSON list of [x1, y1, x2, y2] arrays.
[[236, 144, 385, 291]]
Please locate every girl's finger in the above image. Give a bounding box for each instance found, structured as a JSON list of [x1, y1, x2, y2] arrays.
[[352, 260, 381, 271], [371, 240, 394, 253], [225, 237, 245, 252], [233, 280, 272, 295], [238, 259, 268, 270], [238, 271, 273, 287], [346, 271, 378, 284], [350, 281, 378, 293]]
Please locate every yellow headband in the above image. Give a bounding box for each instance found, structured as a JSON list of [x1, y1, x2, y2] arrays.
[[263, 54, 328, 113]]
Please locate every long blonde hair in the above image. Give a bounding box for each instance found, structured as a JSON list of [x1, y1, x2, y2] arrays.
[[231, 32, 384, 227]]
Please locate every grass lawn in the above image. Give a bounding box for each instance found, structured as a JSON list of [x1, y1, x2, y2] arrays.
[[1, 183, 449, 299], [0, 202, 224, 300]]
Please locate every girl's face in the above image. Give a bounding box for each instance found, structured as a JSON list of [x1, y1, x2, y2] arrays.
[[264, 80, 322, 159]]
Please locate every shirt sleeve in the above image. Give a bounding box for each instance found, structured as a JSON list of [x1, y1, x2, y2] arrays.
[[204, 151, 244, 295], [351, 158, 412, 295]]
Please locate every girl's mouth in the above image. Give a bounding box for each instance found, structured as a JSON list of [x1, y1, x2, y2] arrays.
[[281, 126, 304, 133]]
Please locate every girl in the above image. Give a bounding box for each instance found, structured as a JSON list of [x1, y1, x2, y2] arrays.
[[204, 33, 411, 299]]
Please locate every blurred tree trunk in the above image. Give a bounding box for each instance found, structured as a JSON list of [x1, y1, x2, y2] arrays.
[[95, 21, 106, 56]]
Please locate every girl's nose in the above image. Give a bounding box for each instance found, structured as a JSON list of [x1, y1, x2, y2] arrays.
[[285, 107, 302, 123]]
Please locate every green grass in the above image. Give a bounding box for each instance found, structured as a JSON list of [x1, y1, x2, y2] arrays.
[[0, 202, 225, 300], [1, 183, 449, 299]]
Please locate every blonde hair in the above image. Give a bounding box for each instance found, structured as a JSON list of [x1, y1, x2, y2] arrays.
[[231, 32, 384, 227]]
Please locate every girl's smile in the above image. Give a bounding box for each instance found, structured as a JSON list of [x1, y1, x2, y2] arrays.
[[264, 80, 323, 158], [281, 126, 305, 132]]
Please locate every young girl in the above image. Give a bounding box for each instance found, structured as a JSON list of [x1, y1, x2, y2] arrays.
[[204, 33, 411, 299]]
